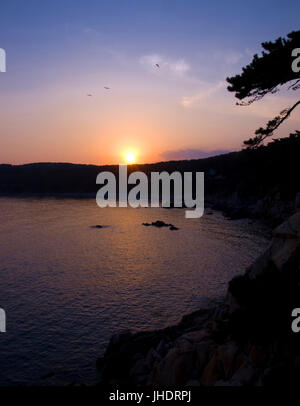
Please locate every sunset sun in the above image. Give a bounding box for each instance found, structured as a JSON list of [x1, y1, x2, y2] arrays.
[[125, 152, 135, 164]]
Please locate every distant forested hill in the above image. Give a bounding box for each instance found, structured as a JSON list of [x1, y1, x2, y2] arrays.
[[1, 132, 299, 223]]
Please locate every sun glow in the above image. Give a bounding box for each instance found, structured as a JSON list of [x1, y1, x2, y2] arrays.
[[125, 152, 135, 164]]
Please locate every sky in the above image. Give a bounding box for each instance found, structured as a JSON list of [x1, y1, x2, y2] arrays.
[[0, 0, 299, 165]]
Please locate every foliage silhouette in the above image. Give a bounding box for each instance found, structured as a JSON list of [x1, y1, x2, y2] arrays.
[[227, 31, 300, 148]]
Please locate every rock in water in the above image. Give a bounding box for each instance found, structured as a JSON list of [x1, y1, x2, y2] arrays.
[[169, 225, 179, 231], [151, 220, 170, 228], [142, 220, 179, 230]]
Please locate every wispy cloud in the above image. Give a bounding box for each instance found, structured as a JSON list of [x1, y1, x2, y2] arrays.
[[181, 81, 226, 107], [139, 54, 190, 77], [82, 27, 99, 35], [161, 149, 232, 161], [213, 50, 243, 65]]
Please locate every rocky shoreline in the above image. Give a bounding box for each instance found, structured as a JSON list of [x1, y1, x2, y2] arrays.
[[206, 191, 300, 225], [96, 203, 300, 386]]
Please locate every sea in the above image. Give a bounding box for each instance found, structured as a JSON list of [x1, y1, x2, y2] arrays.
[[0, 197, 270, 385]]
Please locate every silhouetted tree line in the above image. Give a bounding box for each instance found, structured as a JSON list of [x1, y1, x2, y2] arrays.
[[0, 132, 299, 208]]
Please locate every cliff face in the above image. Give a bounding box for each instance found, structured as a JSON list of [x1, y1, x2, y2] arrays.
[[96, 208, 300, 386]]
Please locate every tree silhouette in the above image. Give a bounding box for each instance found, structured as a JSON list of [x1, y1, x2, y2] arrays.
[[227, 30, 300, 148]]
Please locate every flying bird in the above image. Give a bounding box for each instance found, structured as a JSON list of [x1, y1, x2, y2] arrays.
[[104, 86, 110, 90], [87, 94, 92, 96], [155, 64, 160, 68]]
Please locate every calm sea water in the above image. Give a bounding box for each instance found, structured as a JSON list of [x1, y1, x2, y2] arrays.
[[0, 198, 270, 385]]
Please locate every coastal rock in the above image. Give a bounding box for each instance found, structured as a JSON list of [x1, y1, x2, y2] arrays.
[[245, 212, 300, 279], [288, 211, 300, 234], [273, 211, 300, 239], [40, 371, 55, 380], [213, 305, 229, 320], [217, 342, 240, 378], [195, 340, 215, 373], [97, 212, 300, 387], [179, 329, 209, 344], [201, 351, 222, 386], [201, 342, 240, 385], [174, 337, 194, 352], [230, 361, 256, 385], [271, 239, 299, 270], [227, 290, 240, 312], [249, 345, 269, 368], [273, 218, 298, 239], [185, 379, 201, 386], [246, 249, 272, 280], [130, 357, 151, 383], [225, 207, 252, 220], [295, 192, 300, 211], [149, 347, 195, 386], [156, 339, 171, 357], [253, 190, 295, 223], [107, 330, 132, 351], [146, 347, 161, 368]]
